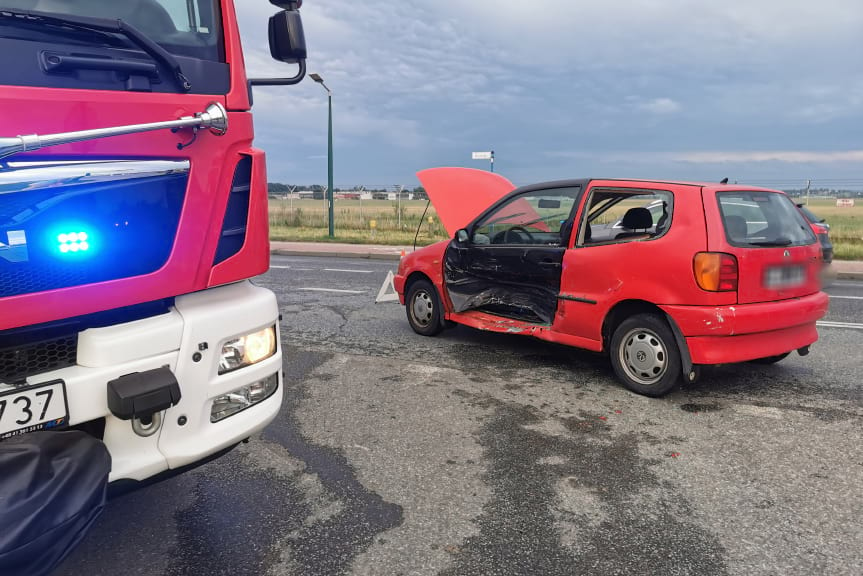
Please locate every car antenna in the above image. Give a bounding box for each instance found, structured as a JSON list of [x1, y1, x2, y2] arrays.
[[413, 199, 432, 251], [720, 177, 729, 184]]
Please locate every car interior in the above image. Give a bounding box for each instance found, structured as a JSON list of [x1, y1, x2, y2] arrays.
[[578, 189, 674, 246]]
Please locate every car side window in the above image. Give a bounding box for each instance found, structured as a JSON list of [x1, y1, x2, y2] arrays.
[[472, 187, 580, 246], [578, 188, 674, 246]]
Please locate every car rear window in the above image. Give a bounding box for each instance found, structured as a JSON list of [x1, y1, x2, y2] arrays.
[[717, 192, 815, 247]]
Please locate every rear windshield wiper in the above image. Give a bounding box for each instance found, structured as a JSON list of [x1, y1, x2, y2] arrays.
[[747, 239, 793, 247], [0, 9, 191, 92]]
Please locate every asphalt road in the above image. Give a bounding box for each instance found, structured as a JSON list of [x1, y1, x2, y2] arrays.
[[56, 256, 863, 576]]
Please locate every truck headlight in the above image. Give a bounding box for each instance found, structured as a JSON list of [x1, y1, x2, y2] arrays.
[[218, 325, 277, 374], [210, 373, 279, 422]]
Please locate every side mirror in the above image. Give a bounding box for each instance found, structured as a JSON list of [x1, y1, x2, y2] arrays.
[[250, 5, 307, 86], [456, 229, 469, 243], [268, 10, 307, 64]]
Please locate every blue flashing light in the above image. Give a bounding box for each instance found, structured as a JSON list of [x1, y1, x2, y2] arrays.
[[57, 230, 92, 255]]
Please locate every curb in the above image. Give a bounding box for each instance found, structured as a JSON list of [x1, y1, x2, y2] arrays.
[[270, 249, 402, 261], [834, 270, 863, 281]]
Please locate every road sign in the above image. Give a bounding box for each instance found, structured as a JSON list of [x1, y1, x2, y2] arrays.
[[472, 151, 492, 160]]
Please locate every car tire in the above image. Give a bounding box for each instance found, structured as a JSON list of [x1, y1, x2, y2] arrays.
[[610, 313, 682, 397], [748, 352, 790, 365], [406, 279, 444, 336]]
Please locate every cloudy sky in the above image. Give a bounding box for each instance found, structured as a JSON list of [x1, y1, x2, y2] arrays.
[[235, 1, 862, 189]]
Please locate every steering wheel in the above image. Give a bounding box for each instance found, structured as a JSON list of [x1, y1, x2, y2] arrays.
[[504, 226, 535, 244]]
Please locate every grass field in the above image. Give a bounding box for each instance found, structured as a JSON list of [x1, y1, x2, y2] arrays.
[[798, 198, 863, 260], [268, 197, 863, 259], [269, 199, 448, 246]]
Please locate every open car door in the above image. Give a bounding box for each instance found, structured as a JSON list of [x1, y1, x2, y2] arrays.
[[444, 183, 584, 324]]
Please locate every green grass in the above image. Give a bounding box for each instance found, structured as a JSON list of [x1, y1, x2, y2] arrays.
[[268, 197, 863, 259], [269, 199, 449, 245], [796, 198, 863, 261]]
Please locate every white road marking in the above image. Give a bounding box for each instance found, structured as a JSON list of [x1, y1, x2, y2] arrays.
[[324, 268, 374, 274], [817, 320, 863, 330], [270, 265, 290, 269], [297, 288, 366, 294], [828, 295, 863, 300]]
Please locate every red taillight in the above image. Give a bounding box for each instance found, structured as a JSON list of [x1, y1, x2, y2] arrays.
[[694, 252, 738, 292]]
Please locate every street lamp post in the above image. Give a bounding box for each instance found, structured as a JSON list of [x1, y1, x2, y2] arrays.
[[310, 73, 334, 237], [395, 184, 403, 230]]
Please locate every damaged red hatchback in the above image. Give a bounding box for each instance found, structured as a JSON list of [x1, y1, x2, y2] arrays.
[[395, 168, 829, 396]]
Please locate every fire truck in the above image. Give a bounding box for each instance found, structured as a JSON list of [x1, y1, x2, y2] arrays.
[[0, 1, 307, 570]]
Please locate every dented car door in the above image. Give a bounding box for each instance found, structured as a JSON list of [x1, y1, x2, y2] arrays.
[[444, 185, 583, 324]]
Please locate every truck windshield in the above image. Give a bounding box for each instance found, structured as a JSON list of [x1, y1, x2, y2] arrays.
[[0, 0, 223, 62]]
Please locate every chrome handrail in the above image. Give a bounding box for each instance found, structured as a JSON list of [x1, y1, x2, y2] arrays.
[[0, 102, 227, 161]]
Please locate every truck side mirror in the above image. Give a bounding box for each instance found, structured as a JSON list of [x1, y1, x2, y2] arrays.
[[250, 4, 307, 86], [268, 9, 307, 64]]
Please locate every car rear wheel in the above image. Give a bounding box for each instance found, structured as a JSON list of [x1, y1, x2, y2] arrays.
[[748, 352, 790, 364], [406, 279, 443, 336], [610, 313, 682, 397]]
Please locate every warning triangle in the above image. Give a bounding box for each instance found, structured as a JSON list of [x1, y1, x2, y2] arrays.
[[375, 270, 400, 303]]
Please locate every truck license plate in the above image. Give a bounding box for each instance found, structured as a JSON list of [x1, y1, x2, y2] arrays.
[[764, 265, 805, 289], [0, 380, 68, 439]]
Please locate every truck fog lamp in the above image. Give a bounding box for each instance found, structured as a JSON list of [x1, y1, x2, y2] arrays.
[[218, 325, 277, 374], [210, 373, 279, 422]]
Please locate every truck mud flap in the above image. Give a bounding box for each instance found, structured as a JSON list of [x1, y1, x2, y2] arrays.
[[0, 430, 111, 576]]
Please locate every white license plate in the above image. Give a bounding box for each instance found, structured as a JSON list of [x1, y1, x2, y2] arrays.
[[0, 380, 68, 439], [764, 265, 805, 288]]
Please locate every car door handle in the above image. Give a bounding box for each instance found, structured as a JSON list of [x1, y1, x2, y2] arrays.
[[538, 260, 561, 268]]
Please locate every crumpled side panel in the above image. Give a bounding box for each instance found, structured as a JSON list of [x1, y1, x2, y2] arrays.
[[0, 431, 111, 576], [445, 258, 557, 324]]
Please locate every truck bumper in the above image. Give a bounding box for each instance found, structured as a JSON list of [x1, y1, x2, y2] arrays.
[[661, 291, 829, 364], [25, 280, 283, 482]]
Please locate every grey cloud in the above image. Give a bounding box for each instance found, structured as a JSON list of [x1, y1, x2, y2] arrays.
[[235, 0, 863, 186]]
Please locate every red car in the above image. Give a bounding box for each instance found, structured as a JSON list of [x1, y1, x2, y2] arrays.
[[395, 168, 829, 396]]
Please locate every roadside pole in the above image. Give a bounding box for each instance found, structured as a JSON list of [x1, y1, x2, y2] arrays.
[[472, 150, 494, 172]]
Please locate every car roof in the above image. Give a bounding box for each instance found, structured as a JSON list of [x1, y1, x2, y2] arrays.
[[512, 178, 781, 194]]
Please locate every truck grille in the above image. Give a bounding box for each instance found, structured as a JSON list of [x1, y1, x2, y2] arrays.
[[0, 335, 77, 384]]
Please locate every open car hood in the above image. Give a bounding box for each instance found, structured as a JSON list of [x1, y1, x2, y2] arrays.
[[417, 168, 515, 236]]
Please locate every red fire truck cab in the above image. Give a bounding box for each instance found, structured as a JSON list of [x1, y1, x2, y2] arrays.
[[0, 0, 305, 525]]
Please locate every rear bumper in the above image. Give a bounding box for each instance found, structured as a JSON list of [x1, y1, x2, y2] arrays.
[[661, 291, 829, 364], [22, 280, 283, 482], [819, 234, 834, 264]]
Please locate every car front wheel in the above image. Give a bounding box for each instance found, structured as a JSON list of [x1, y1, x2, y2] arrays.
[[406, 279, 443, 336], [610, 313, 682, 397]]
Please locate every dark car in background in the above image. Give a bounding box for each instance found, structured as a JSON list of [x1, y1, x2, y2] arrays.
[[797, 203, 833, 264]]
